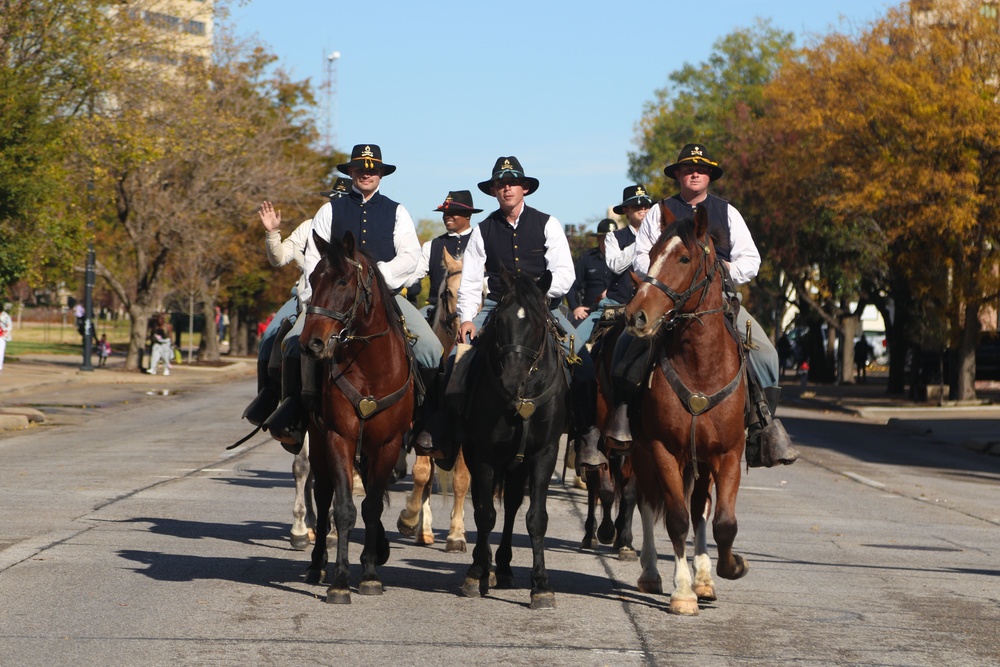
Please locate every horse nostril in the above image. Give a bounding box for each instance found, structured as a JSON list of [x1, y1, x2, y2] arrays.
[[308, 338, 325, 355], [632, 310, 647, 331]]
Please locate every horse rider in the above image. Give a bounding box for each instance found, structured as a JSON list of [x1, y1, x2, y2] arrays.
[[263, 144, 443, 453], [242, 177, 351, 429], [608, 143, 798, 468], [567, 218, 617, 346], [605, 184, 654, 303], [416, 156, 608, 468], [409, 190, 481, 321]]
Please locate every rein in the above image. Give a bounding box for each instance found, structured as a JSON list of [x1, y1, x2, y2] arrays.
[[306, 259, 390, 345], [642, 234, 720, 331]]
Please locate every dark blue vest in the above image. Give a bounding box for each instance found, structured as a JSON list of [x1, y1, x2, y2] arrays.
[[606, 226, 637, 305], [661, 193, 732, 262], [329, 190, 398, 263], [479, 205, 549, 301], [568, 247, 614, 310], [426, 232, 470, 306]]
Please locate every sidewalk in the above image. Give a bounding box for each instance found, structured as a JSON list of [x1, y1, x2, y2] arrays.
[[0, 353, 254, 430], [781, 373, 1000, 457]]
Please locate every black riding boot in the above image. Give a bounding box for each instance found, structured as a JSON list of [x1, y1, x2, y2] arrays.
[[571, 357, 607, 471], [606, 334, 653, 447], [414, 365, 460, 471], [242, 318, 292, 426], [745, 386, 799, 468], [263, 353, 316, 455]]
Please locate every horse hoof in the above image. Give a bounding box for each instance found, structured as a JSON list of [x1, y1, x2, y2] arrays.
[[618, 547, 638, 562], [597, 524, 616, 545], [290, 533, 310, 551], [396, 516, 417, 537], [637, 577, 663, 595], [326, 587, 351, 604], [494, 573, 514, 589], [415, 533, 435, 546], [304, 568, 324, 585], [445, 539, 467, 553], [461, 577, 482, 598], [669, 596, 699, 616], [580, 537, 597, 551], [718, 554, 750, 580], [488, 571, 497, 588], [694, 583, 717, 601], [530, 592, 556, 610], [307, 529, 316, 543], [358, 580, 384, 596]]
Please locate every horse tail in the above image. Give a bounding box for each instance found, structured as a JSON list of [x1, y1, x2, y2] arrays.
[[493, 468, 507, 501]]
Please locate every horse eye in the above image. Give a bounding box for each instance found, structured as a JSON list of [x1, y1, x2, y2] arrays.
[[336, 279, 348, 287], [680, 256, 692, 264]]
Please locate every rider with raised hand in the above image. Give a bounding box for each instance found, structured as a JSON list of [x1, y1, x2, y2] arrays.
[[263, 144, 443, 452], [408, 190, 481, 321], [612, 143, 798, 468], [242, 177, 350, 428]]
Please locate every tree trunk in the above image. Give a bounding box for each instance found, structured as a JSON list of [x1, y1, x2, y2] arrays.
[[956, 301, 980, 401], [200, 301, 220, 362], [232, 306, 250, 357], [839, 314, 859, 385], [125, 305, 155, 371]]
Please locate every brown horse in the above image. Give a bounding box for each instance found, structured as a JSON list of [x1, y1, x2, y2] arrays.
[[581, 313, 638, 562], [625, 204, 749, 615], [398, 248, 470, 552], [300, 231, 415, 604]]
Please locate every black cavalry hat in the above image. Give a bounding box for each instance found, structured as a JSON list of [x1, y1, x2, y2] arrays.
[[435, 190, 483, 215], [612, 184, 654, 214], [337, 144, 396, 176], [320, 177, 352, 198], [663, 143, 724, 181], [477, 156, 539, 196], [589, 218, 618, 236]]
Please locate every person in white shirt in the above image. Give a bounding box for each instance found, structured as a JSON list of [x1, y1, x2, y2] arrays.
[[608, 144, 797, 468], [265, 145, 442, 452], [0, 302, 13, 373]]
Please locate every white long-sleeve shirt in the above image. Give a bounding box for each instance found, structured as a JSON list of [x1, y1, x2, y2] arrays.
[[265, 218, 311, 298], [632, 201, 760, 285], [457, 204, 576, 323], [301, 188, 420, 304], [604, 225, 639, 274]]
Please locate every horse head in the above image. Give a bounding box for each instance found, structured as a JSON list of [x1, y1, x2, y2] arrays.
[[433, 247, 464, 349], [626, 204, 718, 339], [484, 270, 553, 398], [301, 230, 375, 360]]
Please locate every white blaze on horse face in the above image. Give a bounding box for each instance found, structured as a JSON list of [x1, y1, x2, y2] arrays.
[[648, 236, 684, 282], [517, 307, 526, 319]]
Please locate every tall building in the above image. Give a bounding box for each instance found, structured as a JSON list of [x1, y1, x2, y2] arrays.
[[130, 0, 214, 67]]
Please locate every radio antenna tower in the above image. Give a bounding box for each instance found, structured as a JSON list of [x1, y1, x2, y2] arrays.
[[323, 50, 340, 151]]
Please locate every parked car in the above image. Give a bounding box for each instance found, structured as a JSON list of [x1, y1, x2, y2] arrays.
[[976, 332, 1000, 381]]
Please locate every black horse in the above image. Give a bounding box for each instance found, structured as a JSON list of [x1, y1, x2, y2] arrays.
[[460, 271, 570, 609]]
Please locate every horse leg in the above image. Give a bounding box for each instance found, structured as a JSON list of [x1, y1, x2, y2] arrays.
[[417, 463, 434, 545], [637, 501, 662, 594], [463, 453, 497, 598], [595, 463, 617, 545], [358, 438, 401, 596], [326, 447, 358, 604], [614, 461, 638, 562], [291, 435, 312, 550], [398, 454, 431, 541], [446, 449, 469, 553], [662, 460, 697, 616], [306, 472, 333, 586], [526, 452, 557, 610], [495, 466, 528, 589], [580, 468, 599, 550], [691, 469, 717, 601], [714, 451, 749, 581]]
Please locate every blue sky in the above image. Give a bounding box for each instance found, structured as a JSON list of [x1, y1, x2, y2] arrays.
[[226, 0, 893, 228]]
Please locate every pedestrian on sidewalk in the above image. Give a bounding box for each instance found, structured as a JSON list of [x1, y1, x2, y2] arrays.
[[147, 313, 172, 376], [0, 303, 12, 373], [98, 334, 111, 368]]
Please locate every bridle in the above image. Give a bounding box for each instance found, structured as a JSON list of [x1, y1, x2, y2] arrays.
[[641, 232, 723, 331], [306, 258, 388, 345], [436, 268, 462, 337]]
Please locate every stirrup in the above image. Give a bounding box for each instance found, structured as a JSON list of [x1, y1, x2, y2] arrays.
[[242, 386, 279, 426], [746, 419, 798, 468], [576, 427, 608, 471], [263, 397, 305, 454]]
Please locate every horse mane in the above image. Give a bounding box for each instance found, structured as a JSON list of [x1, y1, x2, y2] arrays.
[[480, 272, 549, 343], [652, 214, 720, 259], [321, 237, 405, 340]]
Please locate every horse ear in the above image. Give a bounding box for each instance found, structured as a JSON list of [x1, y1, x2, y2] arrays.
[[501, 267, 515, 290], [693, 204, 709, 238], [536, 270, 552, 295], [342, 231, 356, 256], [629, 270, 642, 287], [659, 201, 675, 232], [313, 230, 330, 256]]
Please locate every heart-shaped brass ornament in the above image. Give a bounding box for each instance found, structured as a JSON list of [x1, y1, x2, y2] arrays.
[[688, 393, 709, 415], [515, 400, 536, 419], [359, 397, 378, 418]]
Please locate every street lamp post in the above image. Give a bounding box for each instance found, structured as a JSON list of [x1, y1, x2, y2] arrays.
[[80, 241, 95, 371]]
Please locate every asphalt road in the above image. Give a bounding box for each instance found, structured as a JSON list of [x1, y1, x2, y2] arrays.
[[0, 378, 998, 666]]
